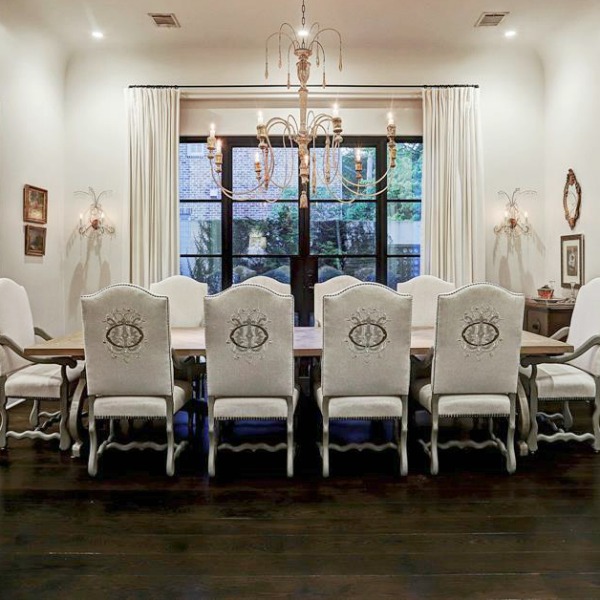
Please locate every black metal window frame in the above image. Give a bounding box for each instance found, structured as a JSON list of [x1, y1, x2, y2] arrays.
[[179, 134, 422, 290]]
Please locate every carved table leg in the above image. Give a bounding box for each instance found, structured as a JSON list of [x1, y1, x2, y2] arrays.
[[517, 378, 530, 457], [69, 374, 87, 459]]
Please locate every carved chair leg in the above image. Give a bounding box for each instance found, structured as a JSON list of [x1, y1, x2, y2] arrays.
[[430, 410, 439, 475], [0, 384, 8, 449], [286, 414, 294, 478], [592, 398, 600, 452], [59, 384, 71, 451], [322, 414, 330, 478], [527, 387, 539, 453], [507, 396, 517, 474], [208, 400, 216, 477], [166, 417, 175, 477], [399, 397, 408, 476], [29, 400, 40, 428], [88, 414, 98, 477], [563, 401, 574, 431]]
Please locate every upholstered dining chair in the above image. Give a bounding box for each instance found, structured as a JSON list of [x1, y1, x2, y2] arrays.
[[149, 275, 208, 405], [411, 283, 524, 474], [397, 275, 455, 328], [149, 275, 208, 327], [0, 278, 83, 451], [81, 284, 192, 476], [315, 283, 412, 476], [204, 284, 298, 477], [520, 277, 600, 453], [313, 275, 360, 327], [238, 275, 291, 295]]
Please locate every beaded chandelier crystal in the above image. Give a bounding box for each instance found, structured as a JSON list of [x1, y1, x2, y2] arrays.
[[206, 0, 397, 208]]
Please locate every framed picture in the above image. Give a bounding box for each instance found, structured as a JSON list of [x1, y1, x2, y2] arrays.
[[23, 184, 48, 224], [24, 225, 46, 257], [561, 233, 584, 289]]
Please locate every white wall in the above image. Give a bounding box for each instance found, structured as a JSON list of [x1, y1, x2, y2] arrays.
[[541, 21, 600, 295], [0, 16, 68, 333], [63, 44, 545, 330]]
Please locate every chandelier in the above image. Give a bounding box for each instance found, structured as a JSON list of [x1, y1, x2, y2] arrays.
[[206, 0, 397, 208], [493, 188, 533, 239]]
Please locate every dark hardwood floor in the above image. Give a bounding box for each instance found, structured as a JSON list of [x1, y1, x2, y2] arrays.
[[1, 402, 600, 599]]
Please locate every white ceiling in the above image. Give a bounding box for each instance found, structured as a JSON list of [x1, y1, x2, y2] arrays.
[[4, 0, 600, 54]]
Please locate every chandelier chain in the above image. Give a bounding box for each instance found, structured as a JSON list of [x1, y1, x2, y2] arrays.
[[301, 0, 306, 28]]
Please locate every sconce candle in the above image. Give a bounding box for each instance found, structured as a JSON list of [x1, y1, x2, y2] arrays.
[[76, 187, 115, 238], [494, 188, 535, 239]]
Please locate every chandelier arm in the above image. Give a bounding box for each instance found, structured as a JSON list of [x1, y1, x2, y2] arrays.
[[312, 28, 343, 70], [207, 162, 267, 200]]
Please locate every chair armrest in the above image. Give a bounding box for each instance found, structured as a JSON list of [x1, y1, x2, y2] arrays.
[[551, 326, 570, 341], [522, 334, 600, 367], [0, 334, 77, 369], [34, 327, 53, 341]]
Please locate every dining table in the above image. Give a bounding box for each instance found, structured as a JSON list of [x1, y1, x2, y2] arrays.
[[25, 326, 573, 459]]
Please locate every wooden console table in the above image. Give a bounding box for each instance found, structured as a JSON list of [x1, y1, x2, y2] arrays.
[[524, 299, 574, 337]]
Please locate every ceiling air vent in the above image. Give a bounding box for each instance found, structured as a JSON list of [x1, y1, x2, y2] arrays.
[[148, 13, 181, 28], [474, 12, 509, 27]]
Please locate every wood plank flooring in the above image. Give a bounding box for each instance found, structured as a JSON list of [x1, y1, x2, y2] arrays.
[[1, 403, 600, 599]]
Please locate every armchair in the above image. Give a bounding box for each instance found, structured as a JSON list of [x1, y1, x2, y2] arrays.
[[520, 277, 600, 453], [0, 278, 83, 451]]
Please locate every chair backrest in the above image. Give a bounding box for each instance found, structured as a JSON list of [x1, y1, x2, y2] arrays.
[[321, 283, 412, 398], [313, 275, 360, 327], [432, 283, 524, 395], [81, 284, 173, 397], [567, 277, 600, 375], [237, 276, 290, 295], [204, 284, 294, 398], [0, 278, 36, 376], [397, 275, 455, 328], [149, 275, 208, 327]]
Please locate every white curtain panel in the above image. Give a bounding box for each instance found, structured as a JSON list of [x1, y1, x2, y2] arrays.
[[127, 87, 180, 287], [422, 87, 485, 286]]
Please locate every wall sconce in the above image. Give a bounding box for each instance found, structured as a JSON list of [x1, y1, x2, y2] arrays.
[[76, 188, 115, 237], [494, 188, 534, 238]]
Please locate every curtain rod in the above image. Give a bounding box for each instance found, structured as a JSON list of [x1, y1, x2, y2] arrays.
[[128, 84, 479, 89]]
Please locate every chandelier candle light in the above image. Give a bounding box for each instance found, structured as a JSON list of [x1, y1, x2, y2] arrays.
[[206, 0, 398, 208]]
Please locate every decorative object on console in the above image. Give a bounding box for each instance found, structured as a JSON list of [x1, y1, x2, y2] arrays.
[[205, 0, 397, 208], [493, 188, 534, 239], [560, 233, 584, 289], [23, 184, 48, 224], [76, 188, 115, 238], [24, 224, 46, 257], [563, 168, 581, 230], [537, 284, 554, 300]]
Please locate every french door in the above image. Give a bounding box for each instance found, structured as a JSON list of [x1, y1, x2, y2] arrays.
[[179, 136, 422, 325]]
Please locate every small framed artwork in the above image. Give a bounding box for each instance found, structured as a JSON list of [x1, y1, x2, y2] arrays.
[[24, 225, 46, 257], [23, 184, 48, 224], [560, 233, 584, 289]]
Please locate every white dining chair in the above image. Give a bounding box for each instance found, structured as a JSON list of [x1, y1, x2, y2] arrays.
[[520, 277, 600, 453], [82, 284, 192, 476], [204, 284, 298, 477], [397, 275, 455, 328], [313, 275, 360, 327], [149, 275, 208, 327], [237, 275, 290, 295], [411, 283, 524, 474], [315, 283, 412, 476], [0, 278, 83, 451]]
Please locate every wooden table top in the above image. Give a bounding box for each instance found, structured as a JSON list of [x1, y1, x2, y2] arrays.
[[24, 326, 573, 359]]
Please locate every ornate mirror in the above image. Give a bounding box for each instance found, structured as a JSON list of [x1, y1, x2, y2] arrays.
[[563, 168, 581, 230]]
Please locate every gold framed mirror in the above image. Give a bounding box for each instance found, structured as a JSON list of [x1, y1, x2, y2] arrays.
[[563, 168, 581, 230]]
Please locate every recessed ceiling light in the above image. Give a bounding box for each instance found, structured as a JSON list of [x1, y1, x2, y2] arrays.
[[92, 31, 104, 39], [504, 30, 517, 38]]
